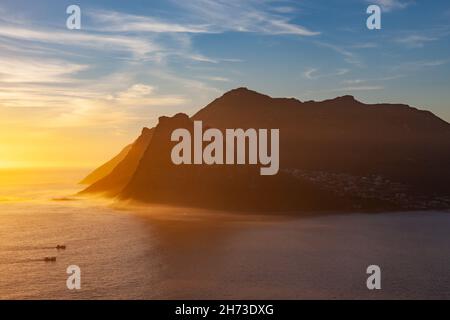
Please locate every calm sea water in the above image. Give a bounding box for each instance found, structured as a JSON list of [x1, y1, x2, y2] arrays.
[[0, 168, 449, 299]]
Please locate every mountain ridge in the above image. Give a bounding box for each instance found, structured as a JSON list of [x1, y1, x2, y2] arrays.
[[79, 88, 450, 211]]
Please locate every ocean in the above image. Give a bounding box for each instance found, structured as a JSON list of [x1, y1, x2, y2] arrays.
[[0, 168, 449, 299]]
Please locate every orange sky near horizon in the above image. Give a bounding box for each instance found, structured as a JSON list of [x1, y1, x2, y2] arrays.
[[0, 111, 137, 169], [0, 87, 196, 169]]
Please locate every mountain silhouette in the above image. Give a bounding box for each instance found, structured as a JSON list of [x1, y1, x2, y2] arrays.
[[81, 127, 153, 196], [80, 88, 450, 211], [79, 144, 132, 185], [117, 113, 348, 210]]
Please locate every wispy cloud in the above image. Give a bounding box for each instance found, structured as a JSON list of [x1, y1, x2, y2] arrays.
[[0, 25, 158, 59], [396, 35, 438, 48], [303, 68, 349, 80], [391, 59, 448, 72], [0, 7, 222, 127], [85, 11, 248, 65], [89, 10, 212, 34], [351, 43, 379, 49], [330, 85, 384, 92], [0, 56, 88, 83], [107, 84, 186, 106], [90, 1, 319, 37], [342, 74, 404, 85], [367, 0, 412, 12], [303, 68, 317, 80], [0, 0, 318, 114], [202, 76, 230, 82], [315, 41, 363, 66], [271, 6, 297, 14], [169, 0, 320, 36]]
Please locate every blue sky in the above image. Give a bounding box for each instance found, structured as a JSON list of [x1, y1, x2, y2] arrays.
[[0, 0, 449, 166]]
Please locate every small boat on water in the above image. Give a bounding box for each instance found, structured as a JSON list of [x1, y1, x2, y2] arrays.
[[56, 245, 66, 250], [44, 257, 56, 262]]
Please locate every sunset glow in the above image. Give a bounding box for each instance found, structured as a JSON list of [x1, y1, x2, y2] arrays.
[[1, 1, 449, 169]]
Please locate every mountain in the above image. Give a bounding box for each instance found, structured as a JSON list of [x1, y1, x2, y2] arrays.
[[80, 88, 450, 211], [117, 113, 348, 210], [193, 88, 450, 193], [80, 127, 153, 196], [79, 144, 132, 185]]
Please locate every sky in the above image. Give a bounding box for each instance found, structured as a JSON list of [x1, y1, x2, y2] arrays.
[[0, 0, 449, 168]]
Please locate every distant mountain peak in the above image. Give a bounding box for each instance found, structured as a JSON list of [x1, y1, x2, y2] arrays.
[[221, 87, 271, 99], [226, 87, 251, 94], [158, 113, 190, 125], [337, 94, 356, 101], [222, 88, 362, 105], [325, 95, 361, 105]]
